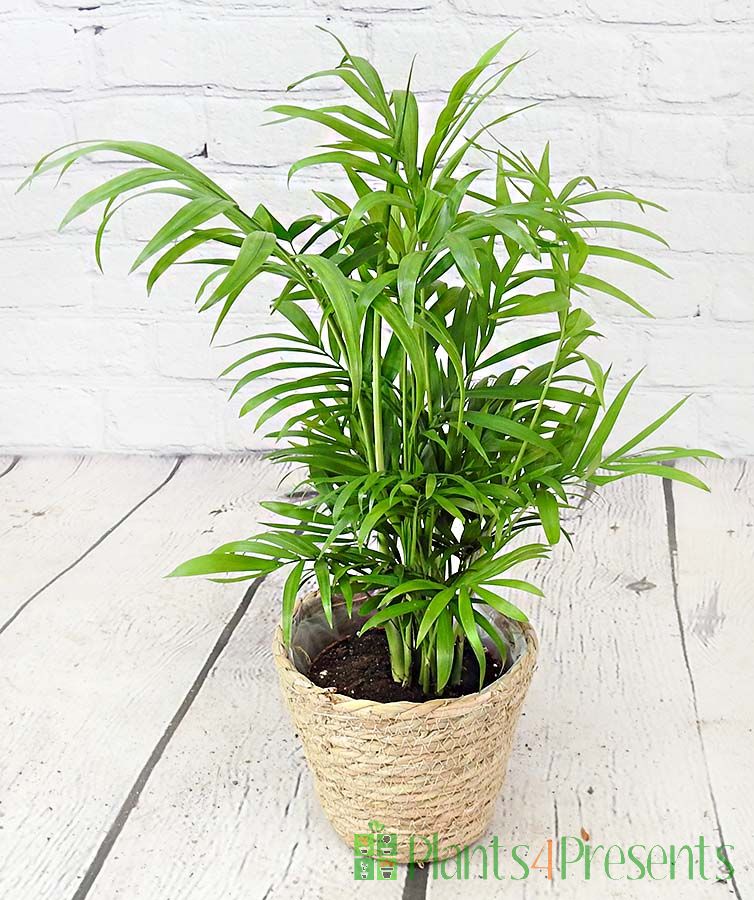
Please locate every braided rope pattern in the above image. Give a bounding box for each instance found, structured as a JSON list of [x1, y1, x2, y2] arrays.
[[273, 591, 539, 862]]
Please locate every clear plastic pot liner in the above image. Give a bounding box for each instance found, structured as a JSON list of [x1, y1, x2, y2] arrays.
[[286, 593, 530, 684]]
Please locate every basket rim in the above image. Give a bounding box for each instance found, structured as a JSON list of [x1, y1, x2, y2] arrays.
[[272, 591, 538, 716]]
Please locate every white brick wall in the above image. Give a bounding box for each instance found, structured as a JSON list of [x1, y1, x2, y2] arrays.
[[1, 0, 752, 455]]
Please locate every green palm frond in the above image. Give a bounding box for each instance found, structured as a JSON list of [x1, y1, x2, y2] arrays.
[[24, 32, 718, 696]]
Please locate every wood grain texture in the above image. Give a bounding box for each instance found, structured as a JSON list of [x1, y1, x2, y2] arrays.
[[82, 568, 407, 900], [0, 455, 175, 626], [1, 458, 748, 900], [428, 475, 720, 899], [0, 456, 281, 900], [673, 459, 754, 898]]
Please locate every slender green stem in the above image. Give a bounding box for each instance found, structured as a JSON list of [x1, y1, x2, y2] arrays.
[[419, 641, 431, 694], [372, 118, 403, 475], [358, 396, 377, 471], [451, 633, 465, 686], [384, 620, 407, 684], [372, 314, 385, 471], [400, 358, 409, 468]]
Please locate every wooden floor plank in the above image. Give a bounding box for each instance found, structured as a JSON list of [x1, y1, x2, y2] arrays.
[[83, 568, 407, 899], [672, 459, 754, 898], [0, 455, 176, 628], [0, 456, 282, 900], [428, 476, 719, 899], [2, 459, 749, 900]]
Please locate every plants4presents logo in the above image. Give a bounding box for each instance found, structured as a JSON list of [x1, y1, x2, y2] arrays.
[[353, 821, 398, 881], [354, 827, 736, 884]]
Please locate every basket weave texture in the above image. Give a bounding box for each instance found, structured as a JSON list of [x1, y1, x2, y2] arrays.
[[273, 590, 538, 863]]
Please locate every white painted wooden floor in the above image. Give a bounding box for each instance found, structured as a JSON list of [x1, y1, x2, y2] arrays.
[[0, 455, 751, 900]]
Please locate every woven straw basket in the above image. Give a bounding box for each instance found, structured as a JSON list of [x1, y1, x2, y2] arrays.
[[273, 590, 538, 862]]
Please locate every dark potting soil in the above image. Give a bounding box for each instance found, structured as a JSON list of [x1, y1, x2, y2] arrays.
[[308, 628, 504, 703]]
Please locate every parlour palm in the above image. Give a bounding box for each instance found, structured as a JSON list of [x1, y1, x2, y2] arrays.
[[25, 32, 715, 695]]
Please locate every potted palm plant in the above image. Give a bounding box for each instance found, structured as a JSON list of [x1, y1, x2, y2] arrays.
[[25, 33, 714, 862]]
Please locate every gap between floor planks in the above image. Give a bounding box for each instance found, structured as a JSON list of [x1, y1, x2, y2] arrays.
[[663, 477, 741, 900], [0, 455, 21, 479], [0, 456, 183, 636]]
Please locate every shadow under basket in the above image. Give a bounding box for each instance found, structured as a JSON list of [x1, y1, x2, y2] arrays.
[[273, 590, 538, 863]]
